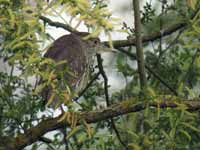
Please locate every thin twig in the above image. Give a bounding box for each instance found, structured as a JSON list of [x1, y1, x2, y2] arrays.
[[182, 49, 200, 87], [39, 137, 53, 144], [117, 48, 177, 95], [145, 65, 178, 95], [96, 55, 110, 105], [73, 72, 101, 102], [159, 29, 184, 59], [63, 127, 69, 150], [39, 16, 79, 34], [96, 54, 128, 149]]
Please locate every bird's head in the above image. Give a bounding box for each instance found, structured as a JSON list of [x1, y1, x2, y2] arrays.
[[75, 32, 114, 54], [87, 37, 111, 53]]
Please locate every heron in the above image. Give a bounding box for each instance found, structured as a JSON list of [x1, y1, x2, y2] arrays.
[[40, 32, 112, 108]]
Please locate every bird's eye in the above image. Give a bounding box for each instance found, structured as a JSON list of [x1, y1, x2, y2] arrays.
[[94, 40, 98, 44]]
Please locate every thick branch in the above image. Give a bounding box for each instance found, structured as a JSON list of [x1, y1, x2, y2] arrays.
[[40, 15, 186, 49], [111, 6, 199, 48], [133, 0, 147, 90], [1, 96, 200, 150], [40, 8, 200, 49], [108, 22, 187, 48]]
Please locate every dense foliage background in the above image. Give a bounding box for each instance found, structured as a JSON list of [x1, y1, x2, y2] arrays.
[[0, 0, 200, 150]]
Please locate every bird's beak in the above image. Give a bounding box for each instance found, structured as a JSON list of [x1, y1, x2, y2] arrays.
[[97, 43, 117, 54]]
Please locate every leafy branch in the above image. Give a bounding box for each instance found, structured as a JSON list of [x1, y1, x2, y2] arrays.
[[1, 96, 200, 150]]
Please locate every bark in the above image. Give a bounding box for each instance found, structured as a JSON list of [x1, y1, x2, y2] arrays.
[[40, 16, 187, 49], [1, 96, 200, 150], [133, 0, 147, 90]]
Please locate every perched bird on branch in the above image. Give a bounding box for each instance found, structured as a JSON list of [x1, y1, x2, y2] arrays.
[[40, 32, 111, 108]]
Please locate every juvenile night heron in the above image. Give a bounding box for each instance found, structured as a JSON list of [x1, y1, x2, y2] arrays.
[[41, 32, 110, 108]]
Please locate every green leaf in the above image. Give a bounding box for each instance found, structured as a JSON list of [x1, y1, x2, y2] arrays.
[[67, 127, 80, 139], [179, 129, 192, 141], [181, 122, 200, 132], [161, 129, 170, 140], [7, 8, 15, 28], [177, 82, 183, 96], [169, 127, 176, 139]]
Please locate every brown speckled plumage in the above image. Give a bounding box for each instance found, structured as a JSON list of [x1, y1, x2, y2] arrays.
[[41, 32, 104, 108]]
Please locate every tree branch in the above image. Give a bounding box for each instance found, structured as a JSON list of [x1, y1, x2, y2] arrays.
[[117, 48, 177, 95], [108, 22, 187, 48], [133, 0, 147, 90], [110, 6, 200, 48], [1, 96, 200, 150], [74, 72, 101, 102], [40, 8, 200, 49], [145, 65, 178, 95], [39, 15, 186, 49], [39, 16, 80, 34], [38, 136, 53, 144], [96, 54, 127, 148]]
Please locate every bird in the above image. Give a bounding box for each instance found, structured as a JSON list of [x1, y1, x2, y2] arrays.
[[40, 32, 111, 108]]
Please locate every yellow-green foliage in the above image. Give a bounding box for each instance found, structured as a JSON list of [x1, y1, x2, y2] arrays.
[[44, 0, 115, 37], [0, 0, 116, 108]]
